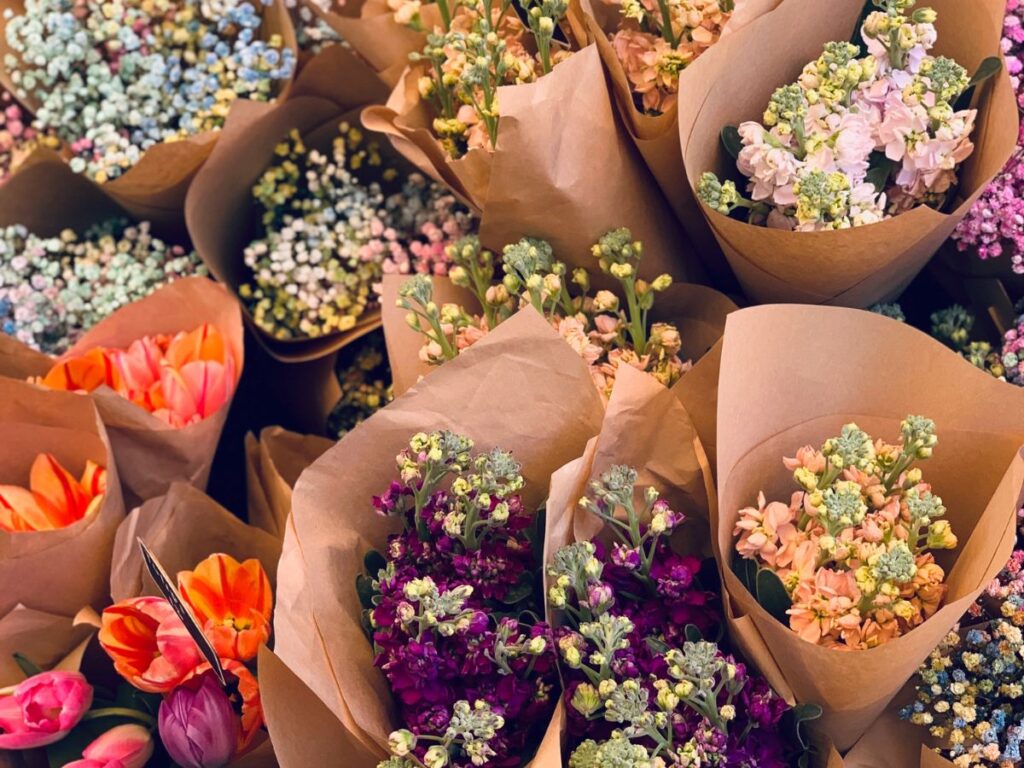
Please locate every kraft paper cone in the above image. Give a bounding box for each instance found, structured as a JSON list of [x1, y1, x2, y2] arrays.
[[109, 483, 282, 602], [0, 0, 297, 237], [0, 277, 244, 509], [0, 379, 126, 620], [381, 273, 736, 399], [715, 305, 1024, 750], [683, 0, 1018, 307], [186, 95, 389, 363], [363, 44, 703, 282], [244, 426, 333, 540], [577, 0, 781, 284], [271, 308, 606, 759], [0, 606, 94, 687]]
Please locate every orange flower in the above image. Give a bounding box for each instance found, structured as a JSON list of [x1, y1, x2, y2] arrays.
[[98, 597, 203, 694], [0, 454, 106, 533], [37, 348, 120, 393], [177, 554, 273, 662]]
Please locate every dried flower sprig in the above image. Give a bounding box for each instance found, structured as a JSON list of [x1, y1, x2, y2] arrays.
[[397, 228, 688, 401], [699, 0, 978, 231], [0, 219, 205, 355], [734, 417, 957, 650]]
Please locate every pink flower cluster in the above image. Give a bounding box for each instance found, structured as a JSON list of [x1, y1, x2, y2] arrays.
[[734, 417, 957, 650], [0, 89, 57, 184], [1001, 313, 1024, 385], [951, 1, 1024, 273]]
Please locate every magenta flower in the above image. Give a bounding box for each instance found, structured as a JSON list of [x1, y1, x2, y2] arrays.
[[158, 676, 238, 768], [0, 671, 93, 750], [65, 723, 154, 768]]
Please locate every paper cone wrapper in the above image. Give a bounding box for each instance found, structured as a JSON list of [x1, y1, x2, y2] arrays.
[[186, 94, 392, 363], [109, 482, 282, 602], [575, 0, 781, 283], [269, 309, 606, 759], [381, 273, 736, 399], [0, 379, 125, 622], [245, 426, 333, 540], [0, 277, 244, 508], [682, 0, 1018, 307], [363, 44, 704, 282], [0, 0, 297, 236], [715, 305, 1024, 749], [0, 606, 95, 688]]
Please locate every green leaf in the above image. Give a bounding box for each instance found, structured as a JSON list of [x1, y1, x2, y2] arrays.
[[721, 126, 743, 160], [356, 574, 376, 610], [499, 575, 535, 606], [731, 554, 758, 597], [645, 636, 671, 655], [360, 609, 374, 643], [12, 652, 42, 679], [755, 568, 792, 625], [363, 549, 386, 577], [866, 150, 897, 194], [955, 56, 1002, 111], [684, 624, 704, 642]]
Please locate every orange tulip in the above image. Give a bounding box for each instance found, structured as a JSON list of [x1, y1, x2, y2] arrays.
[[98, 597, 203, 694], [37, 348, 120, 393], [0, 454, 107, 533], [164, 324, 228, 370], [177, 554, 273, 663]]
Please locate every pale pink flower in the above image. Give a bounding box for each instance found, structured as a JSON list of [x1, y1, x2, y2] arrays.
[[734, 491, 798, 566]]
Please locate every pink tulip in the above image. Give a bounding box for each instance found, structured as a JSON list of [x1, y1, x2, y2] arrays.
[[65, 724, 154, 768], [0, 671, 93, 749], [154, 357, 235, 429]]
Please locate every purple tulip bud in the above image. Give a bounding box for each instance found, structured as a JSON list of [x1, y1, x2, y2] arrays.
[[158, 675, 238, 768]]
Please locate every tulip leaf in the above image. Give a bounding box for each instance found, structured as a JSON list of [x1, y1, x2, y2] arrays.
[[356, 574, 376, 610], [46, 721, 109, 768], [684, 624, 704, 642], [12, 652, 42, 679], [363, 549, 386, 578], [721, 126, 743, 160], [955, 56, 1003, 111], [755, 568, 792, 625]]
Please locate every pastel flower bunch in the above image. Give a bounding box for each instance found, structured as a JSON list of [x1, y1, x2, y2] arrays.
[[930, 305, 1006, 379], [548, 466, 794, 767], [368, 431, 559, 767], [397, 228, 688, 401], [290, 0, 343, 52], [1001, 311, 1024, 386], [0, 219, 205, 355], [0, 452, 106, 533], [734, 416, 958, 650], [609, 0, 736, 114], [327, 330, 394, 438], [3, 0, 296, 183], [98, 553, 273, 767], [239, 125, 473, 339], [698, 0, 978, 231], [0, 86, 58, 184], [35, 322, 236, 429], [950, 1, 1024, 273], [408, 0, 572, 156]]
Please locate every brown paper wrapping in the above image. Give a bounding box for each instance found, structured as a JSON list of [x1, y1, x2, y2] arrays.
[[244, 425, 333, 540], [380, 273, 737, 398], [108, 482, 282, 602], [576, 0, 782, 283], [682, 0, 1019, 307], [0, 277, 244, 509], [0, 0, 298, 237], [267, 309, 606, 761], [186, 92, 390, 365], [715, 305, 1024, 750], [363, 43, 704, 282], [0, 607, 95, 688]]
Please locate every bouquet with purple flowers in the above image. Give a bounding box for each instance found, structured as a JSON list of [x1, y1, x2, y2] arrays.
[[364, 430, 560, 768]]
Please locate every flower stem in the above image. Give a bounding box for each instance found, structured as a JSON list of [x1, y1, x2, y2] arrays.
[[81, 707, 157, 728]]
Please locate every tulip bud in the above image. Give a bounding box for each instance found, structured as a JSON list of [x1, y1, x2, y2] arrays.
[[158, 676, 238, 768], [65, 724, 154, 768], [0, 671, 93, 749]]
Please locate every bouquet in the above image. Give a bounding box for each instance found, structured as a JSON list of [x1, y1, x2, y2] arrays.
[[682, 0, 1016, 306], [367, 431, 560, 767], [328, 330, 395, 438], [0, 452, 107, 533], [385, 228, 735, 399], [714, 304, 1024, 749], [265, 311, 609, 763], [0, 277, 243, 506], [733, 418, 957, 651]]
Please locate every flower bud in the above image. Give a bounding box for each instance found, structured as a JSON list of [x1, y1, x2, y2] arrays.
[[158, 675, 239, 768], [65, 724, 154, 768], [448, 265, 469, 287], [424, 745, 449, 768], [0, 671, 93, 749], [388, 729, 417, 756], [570, 683, 601, 716]]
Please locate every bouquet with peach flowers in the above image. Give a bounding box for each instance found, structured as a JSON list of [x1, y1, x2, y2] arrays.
[[384, 227, 735, 400], [733, 417, 958, 651], [0, 277, 243, 506]]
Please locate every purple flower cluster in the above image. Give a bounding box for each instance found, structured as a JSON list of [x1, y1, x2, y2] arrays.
[[366, 431, 557, 767], [951, 1, 1024, 272], [548, 466, 793, 768]]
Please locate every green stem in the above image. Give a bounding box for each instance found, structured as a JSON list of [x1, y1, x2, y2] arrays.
[[81, 708, 157, 728], [655, 0, 678, 47]]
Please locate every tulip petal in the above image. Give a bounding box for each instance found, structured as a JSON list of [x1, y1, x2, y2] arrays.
[[39, 348, 119, 393], [30, 453, 89, 526], [165, 323, 226, 370], [0, 486, 41, 532]]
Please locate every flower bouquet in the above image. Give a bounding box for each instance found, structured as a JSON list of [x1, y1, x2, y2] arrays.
[[0, 0, 298, 229], [0, 377, 125, 682], [381, 228, 735, 398], [0, 277, 243, 507], [714, 304, 1024, 749], [361, 0, 704, 282], [263, 310, 610, 763], [684, 0, 1017, 307]]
